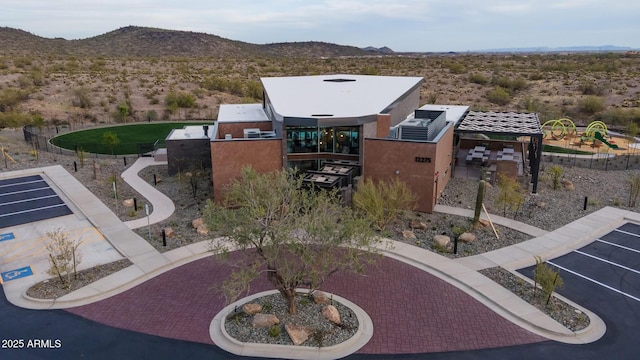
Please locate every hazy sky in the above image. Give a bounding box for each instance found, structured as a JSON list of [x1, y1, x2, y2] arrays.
[[3, 0, 639, 52]]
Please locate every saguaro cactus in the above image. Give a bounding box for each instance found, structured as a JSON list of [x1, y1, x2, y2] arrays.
[[473, 180, 486, 226]]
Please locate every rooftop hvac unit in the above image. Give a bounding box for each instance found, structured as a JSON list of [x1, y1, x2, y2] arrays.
[[260, 131, 276, 138], [243, 128, 261, 138]]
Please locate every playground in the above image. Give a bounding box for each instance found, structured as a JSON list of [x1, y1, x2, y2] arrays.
[[541, 119, 639, 155]]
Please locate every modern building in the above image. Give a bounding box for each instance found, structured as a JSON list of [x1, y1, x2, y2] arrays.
[[206, 74, 467, 212]]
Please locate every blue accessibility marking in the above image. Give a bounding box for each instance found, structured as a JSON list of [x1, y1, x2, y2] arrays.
[[0, 232, 15, 242], [1, 266, 33, 283]]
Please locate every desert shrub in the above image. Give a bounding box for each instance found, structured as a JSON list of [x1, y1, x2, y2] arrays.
[[469, 73, 489, 85], [73, 87, 92, 108], [352, 178, 416, 231], [447, 62, 466, 74], [577, 96, 605, 115], [493, 173, 524, 217], [578, 81, 605, 96], [548, 165, 563, 190], [533, 256, 564, 306], [486, 86, 511, 105], [165, 90, 196, 108], [628, 173, 640, 207], [493, 76, 528, 92], [0, 87, 30, 112]]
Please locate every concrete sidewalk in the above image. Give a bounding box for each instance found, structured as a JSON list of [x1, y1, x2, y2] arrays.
[[121, 157, 175, 230]]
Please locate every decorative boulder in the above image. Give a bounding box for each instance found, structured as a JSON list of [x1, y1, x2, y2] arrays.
[[563, 179, 575, 191], [313, 291, 329, 305], [192, 218, 204, 228], [122, 198, 134, 207], [410, 220, 428, 230], [196, 225, 209, 235], [478, 219, 490, 227], [458, 232, 476, 243], [252, 314, 279, 328], [285, 323, 311, 345], [402, 230, 417, 240], [434, 235, 450, 247], [243, 303, 262, 315], [164, 227, 175, 238], [322, 305, 341, 324]]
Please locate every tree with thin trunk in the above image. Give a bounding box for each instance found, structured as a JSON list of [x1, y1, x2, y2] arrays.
[[102, 131, 120, 155], [204, 167, 382, 315], [45, 228, 82, 289]]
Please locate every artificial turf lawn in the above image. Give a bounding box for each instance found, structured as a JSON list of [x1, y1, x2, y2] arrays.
[[51, 122, 210, 155]]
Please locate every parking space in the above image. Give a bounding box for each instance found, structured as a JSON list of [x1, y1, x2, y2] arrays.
[[0, 175, 72, 228], [546, 224, 640, 303]]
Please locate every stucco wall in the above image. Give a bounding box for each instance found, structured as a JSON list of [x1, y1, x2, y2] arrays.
[[211, 138, 283, 202], [362, 125, 453, 213]]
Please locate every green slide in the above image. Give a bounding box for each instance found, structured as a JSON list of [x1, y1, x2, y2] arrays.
[[593, 131, 619, 149]]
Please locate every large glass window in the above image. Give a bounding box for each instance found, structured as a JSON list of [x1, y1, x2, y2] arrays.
[[286, 126, 359, 155]]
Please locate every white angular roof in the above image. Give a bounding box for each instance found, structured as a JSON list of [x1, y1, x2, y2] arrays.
[[261, 74, 424, 119]]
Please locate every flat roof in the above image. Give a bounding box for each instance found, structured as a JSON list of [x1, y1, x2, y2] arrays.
[[167, 125, 214, 140], [217, 103, 269, 123], [456, 111, 542, 136], [261, 74, 424, 119], [418, 104, 469, 125]]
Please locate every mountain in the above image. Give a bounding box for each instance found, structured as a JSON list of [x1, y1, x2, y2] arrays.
[[0, 26, 372, 58], [363, 46, 394, 54], [480, 45, 635, 53]]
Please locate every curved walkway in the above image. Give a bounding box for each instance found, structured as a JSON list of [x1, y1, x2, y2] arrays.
[[121, 157, 175, 229], [6, 164, 637, 358]]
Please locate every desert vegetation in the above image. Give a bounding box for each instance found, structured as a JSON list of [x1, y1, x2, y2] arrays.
[[0, 27, 639, 133]]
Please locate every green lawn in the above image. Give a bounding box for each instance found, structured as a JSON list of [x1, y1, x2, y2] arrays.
[[51, 122, 210, 155], [543, 144, 593, 155]]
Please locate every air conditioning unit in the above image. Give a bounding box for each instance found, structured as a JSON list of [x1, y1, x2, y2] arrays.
[[243, 128, 261, 138]]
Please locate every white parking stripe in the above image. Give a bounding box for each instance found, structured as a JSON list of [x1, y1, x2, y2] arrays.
[[0, 194, 59, 207], [574, 250, 640, 276], [0, 179, 44, 189], [0, 186, 50, 197], [547, 260, 640, 303], [614, 228, 640, 238], [0, 203, 68, 218], [596, 239, 640, 255]]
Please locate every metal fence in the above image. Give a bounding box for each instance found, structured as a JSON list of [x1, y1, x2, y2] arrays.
[[23, 125, 158, 158], [541, 152, 640, 171]]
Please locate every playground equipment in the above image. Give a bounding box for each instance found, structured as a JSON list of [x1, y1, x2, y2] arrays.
[[541, 118, 577, 140], [582, 121, 619, 149]]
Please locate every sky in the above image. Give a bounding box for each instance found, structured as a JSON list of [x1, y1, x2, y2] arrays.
[[2, 0, 639, 52]]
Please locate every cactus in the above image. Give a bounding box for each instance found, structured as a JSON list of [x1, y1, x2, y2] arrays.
[[473, 180, 485, 226]]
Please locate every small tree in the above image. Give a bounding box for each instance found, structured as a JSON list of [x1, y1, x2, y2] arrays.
[[493, 173, 524, 218], [46, 228, 82, 288], [548, 165, 564, 190], [204, 167, 382, 315], [533, 256, 564, 306], [102, 131, 120, 155], [352, 177, 416, 231]]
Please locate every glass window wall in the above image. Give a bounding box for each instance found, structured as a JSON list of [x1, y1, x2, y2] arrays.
[[287, 126, 359, 155]]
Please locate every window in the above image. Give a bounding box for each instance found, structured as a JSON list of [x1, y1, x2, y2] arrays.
[[286, 126, 359, 155]]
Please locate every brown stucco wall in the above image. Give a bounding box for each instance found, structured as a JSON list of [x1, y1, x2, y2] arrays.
[[363, 125, 453, 213], [211, 138, 283, 201], [216, 121, 273, 139]]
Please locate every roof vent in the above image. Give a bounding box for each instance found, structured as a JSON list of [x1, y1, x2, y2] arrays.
[[311, 114, 334, 117], [323, 78, 356, 83]]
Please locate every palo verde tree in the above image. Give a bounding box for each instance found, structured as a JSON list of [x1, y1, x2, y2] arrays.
[[102, 131, 120, 155], [204, 167, 382, 315], [46, 228, 83, 288]]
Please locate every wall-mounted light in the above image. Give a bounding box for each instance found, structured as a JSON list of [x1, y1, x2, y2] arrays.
[[395, 170, 400, 175]]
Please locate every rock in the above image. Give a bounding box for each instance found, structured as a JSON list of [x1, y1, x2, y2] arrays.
[[434, 235, 450, 247], [322, 305, 341, 324], [458, 232, 476, 243], [243, 303, 262, 315], [402, 230, 416, 240], [562, 179, 575, 190], [122, 198, 134, 207], [185, 172, 193, 178], [164, 227, 175, 238], [285, 323, 311, 345], [252, 313, 279, 328], [478, 219, 490, 227], [196, 224, 209, 235], [313, 291, 329, 305], [192, 218, 204, 228], [535, 201, 547, 208], [409, 220, 428, 230]]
